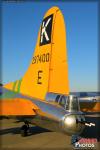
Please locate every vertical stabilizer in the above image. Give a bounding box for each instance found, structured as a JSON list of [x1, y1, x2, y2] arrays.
[[4, 7, 69, 100]]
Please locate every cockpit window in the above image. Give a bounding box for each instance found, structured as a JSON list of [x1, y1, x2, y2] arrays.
[[55, 95, 60, 103], [59, 96, 66, 108]]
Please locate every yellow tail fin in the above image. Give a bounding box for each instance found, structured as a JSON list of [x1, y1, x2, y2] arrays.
[[4, 6, 69, 100]]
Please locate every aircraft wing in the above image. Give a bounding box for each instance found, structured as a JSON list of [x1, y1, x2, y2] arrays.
[[0, 87, 39, 116]]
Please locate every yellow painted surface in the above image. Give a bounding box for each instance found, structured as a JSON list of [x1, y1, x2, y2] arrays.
[[20, 6, 69, 100], [0, 98, 39, 115], [4, 82, 14, 90]]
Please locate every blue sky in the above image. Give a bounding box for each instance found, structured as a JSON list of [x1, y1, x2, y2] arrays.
[[2, 1, 98, 92]]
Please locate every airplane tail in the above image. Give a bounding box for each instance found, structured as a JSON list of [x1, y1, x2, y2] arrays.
[[4, 6, 69, 100]]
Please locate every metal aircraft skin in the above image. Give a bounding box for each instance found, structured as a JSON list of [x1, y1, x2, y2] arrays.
[[0, 7, 100, 137]]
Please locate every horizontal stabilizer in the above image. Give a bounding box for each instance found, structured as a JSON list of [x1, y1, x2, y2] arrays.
[[0, 98, 39, 116]]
